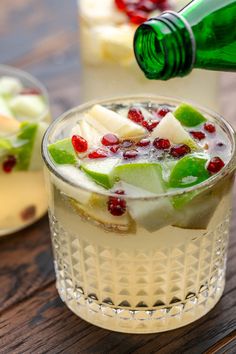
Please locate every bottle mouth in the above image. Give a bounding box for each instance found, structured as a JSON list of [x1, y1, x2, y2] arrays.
[[133, 12, 195, 80]]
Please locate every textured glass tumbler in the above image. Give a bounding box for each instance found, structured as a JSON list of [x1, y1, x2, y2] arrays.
[[42, 96, 236, 333]]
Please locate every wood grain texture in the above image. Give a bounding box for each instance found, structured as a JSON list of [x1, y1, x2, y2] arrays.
[[0, 217, 54, 313], [0, 0, 236, 353], [1, 225, 236, 354]]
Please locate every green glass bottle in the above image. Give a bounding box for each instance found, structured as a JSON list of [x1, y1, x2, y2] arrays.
[[133, 0, 236, 80]]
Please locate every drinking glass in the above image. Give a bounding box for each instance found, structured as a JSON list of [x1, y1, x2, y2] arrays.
[[0, 65, 51, 236], [42, 96, 236, 333]]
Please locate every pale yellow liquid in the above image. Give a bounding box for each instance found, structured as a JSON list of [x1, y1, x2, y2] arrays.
[[0, 171, 48, 236], [48, 173, 233, 333]]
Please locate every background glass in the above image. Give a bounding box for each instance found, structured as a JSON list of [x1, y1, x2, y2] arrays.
[[78, 0, 220, 111], [0, 65, 51, 236]]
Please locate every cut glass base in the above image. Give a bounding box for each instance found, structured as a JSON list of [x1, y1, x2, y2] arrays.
[[50, 213, 229, 333]]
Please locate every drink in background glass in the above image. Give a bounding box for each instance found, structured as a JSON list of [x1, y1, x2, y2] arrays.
[[78, 0, 220, 111], [42, 96, 236, 333], [0, 65, 51, 236]]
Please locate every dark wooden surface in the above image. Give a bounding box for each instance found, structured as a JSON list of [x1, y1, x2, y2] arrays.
[[1, 1, 236, 353]]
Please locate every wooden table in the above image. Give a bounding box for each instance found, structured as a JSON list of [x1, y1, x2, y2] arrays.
[[1, 1, 236, 353]]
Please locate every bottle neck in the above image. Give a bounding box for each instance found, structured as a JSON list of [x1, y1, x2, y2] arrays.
[[134, 11, 196, 80]]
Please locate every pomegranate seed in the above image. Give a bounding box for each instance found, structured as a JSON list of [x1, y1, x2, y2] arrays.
[[108, 195, 126, 216], [121, 140, 133, 149], [137, 138, 150, 147], [204, 123, 216, 133], [157, 107, 170, 117], [170, 144, 191, 158], [114, 189, 125, 195], [88, 149, 108, 159], [21, 205, 36, 221], [127, 10, 148, 24], [114, 0, 169, 24], [150, 0, 166, 3], [20, 88, 41, 95], [157, 1, 169, 11], [153, 138, 170, 150], [142, 120, 159, 132], [72, 135, 88, 153], [154, 0, 167, 4], [102, 133, 119, 146], [114, 0, 126, 10], [207, 157, 225, 174], [128, 108, 144, 124], [2, 155, 17, 173], [190, 131, 206, 140], [110, 145, 120, 154], [123, 150, 138, 159]]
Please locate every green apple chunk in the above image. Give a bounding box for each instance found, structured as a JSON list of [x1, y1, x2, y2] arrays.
[[0, 138, 12, 150], [54, 165, 133, 232], [151, 112, 198, 149], [89, 104, 146, 138], [172, 165, 232, 230], [114, 163, 177, 232], [29, 121, 48, 170], [85, 114, 109, 135], [0, 76, 23, 96], [72, 119, 102, 147], [171, 190, 197, 210], [10, 94, 46, 119], [1, 121, 47, 170], [169, 154, 210, 189], [48, 138, 77, 165], [81, 158, 120, 188], [71, 196, 134, 233], [0, 137, 12, 158], [174, 104, 207, 127], [174, 188, 220, 230], [15, 122, 38, 170], [118, 182, 176, 232], [115, 162, 165, 194], [53, 165, 106, 205]]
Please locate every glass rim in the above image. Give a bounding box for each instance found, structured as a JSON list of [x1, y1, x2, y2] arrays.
[[0, 64, 50, 125], [42, 94, 236, 201]]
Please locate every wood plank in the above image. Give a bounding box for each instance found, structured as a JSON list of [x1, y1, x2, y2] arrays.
[[0, 217, 54, 313], [205, 330, 236, 354]]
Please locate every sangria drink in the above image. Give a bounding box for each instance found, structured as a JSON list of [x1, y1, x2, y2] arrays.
[[43, 96, 235, 333], [0, 66, 51, 235]]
